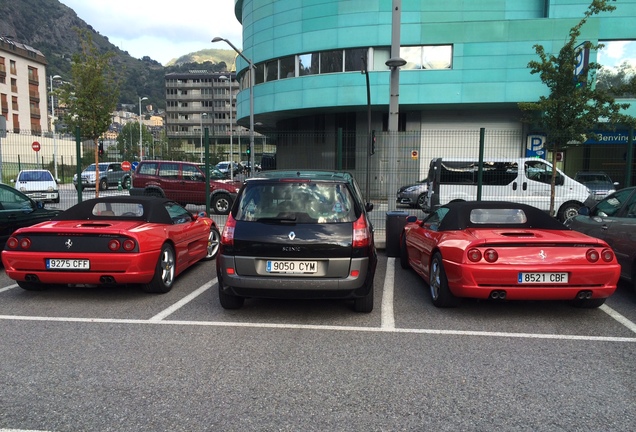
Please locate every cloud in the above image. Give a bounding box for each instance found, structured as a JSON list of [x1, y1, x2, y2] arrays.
[[58, 0, 243, 64]]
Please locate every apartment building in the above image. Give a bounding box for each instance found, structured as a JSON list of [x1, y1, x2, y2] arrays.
[[165, 71, 236, 157], [0, 36, 49, 134]]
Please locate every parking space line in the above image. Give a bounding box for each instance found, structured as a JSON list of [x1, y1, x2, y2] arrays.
[[0, 284, 18, 293], [147, 281, 214, 322], [381, 257, 395, 329], [0, 314, 634, 342], [600, 304, 636, 334]]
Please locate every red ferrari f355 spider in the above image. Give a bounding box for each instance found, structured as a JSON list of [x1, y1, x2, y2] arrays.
[[399, 201, 620, 308], [2, 196, 220, 293]]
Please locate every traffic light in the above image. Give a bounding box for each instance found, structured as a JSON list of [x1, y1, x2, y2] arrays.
[[98, 140, 104, 157], [246, 147, 251, 155]]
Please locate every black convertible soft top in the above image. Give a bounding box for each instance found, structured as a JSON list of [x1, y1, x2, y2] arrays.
[[436, 201, 569, 231], [53, 196, 175, 224]]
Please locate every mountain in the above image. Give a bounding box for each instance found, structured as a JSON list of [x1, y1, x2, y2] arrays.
[[0, 0, 233, 110]]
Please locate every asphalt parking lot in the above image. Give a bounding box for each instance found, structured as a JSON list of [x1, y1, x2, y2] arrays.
[[1, 253, 635, 432]]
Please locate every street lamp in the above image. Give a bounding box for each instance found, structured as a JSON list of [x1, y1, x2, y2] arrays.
[[219, 74, 234, 179], [139, 96, 148, 160], [200, 112, 208, 163], [212, 37, 254, 177], [385, 0, 406, 212], [49, 74, 62, 180]]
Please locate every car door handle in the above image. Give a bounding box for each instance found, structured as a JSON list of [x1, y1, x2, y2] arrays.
[[513, 182, 517, 191], [601, 224, 609, 230], [523, 182, 527, 191]]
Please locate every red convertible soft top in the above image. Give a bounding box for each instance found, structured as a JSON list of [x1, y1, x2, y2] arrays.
[[52, 196, 176, 224], [437, 201, 570, 231]]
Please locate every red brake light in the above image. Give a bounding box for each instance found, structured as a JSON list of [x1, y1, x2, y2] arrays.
[[108, 240, 121, 251], [6, 237, 18, 249], [122, 239, 136, 251], [484, 248, 498, 263], [467, 248, 482, 262], [601, 248, 614, 262], [221, 213, 236, 246], [352, 214, 370, 248], [586, 249, 599, 263], [19, 238, 32, 250]]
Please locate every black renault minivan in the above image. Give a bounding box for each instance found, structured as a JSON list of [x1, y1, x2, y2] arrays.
[[216, 170, 377, 312]]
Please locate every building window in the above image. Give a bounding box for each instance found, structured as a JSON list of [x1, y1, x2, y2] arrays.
[[597, 40, 636, 98], [266, 59, 278, 81], [401, 45, 453, 70], [280, 56, 295, 79], [10, 60, 16, 74], [344, 48, 366, 72], [299, 53, 318, 76], [320, 50, 343, 73]]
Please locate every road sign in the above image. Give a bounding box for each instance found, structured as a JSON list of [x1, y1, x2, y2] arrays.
[[131, 161, 139, 172], [122, 161, 132, 171], [32, 141, 41, 152]]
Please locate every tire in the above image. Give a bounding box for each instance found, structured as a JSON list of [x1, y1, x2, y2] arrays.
[[141, 243, 175, 293], [557, 201, 581, 222], [429, 252, 460, 308], [399, 235, 410, 270], [571, 297, 606, 308], [217, 267, 244, 309], [353, 276, 374, 313], [17, 281, 48, 291], [99, 178, 108, 191], [416, 193, 426, 209], [203, 226, 221, 261], [212, 194, 232, 215]]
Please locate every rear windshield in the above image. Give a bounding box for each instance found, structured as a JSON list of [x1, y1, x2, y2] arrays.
[[236, 182, 357, 223]]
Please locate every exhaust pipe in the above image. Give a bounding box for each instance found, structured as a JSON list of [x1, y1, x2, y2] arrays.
[[100, 275, 116, 284], [25, 274, 40, 282], [490, 290, 507, 300], [576, 290, 593, 300]]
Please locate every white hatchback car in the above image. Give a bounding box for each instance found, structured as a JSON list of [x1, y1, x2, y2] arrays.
[[13, 169, 59, 203]]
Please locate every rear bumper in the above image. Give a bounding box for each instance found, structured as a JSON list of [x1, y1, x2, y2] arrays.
[[217, 254, 374, 298]]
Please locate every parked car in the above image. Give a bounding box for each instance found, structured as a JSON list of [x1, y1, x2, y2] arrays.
[[400, 200, 620, 308], [215, 161, 243, 178], [0, 183, 61, 248], [73, 162, 131, 191], [397, 179, 427, 208], [2, 196, 220, 293], [216, 170, 377, 312], [130, 160, 242, 214], [565, 186, 636, 291], [574, 171, 619, 202], [12, 169, 59, 203]]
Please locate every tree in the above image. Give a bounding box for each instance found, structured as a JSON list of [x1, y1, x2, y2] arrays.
[[58, 28, 120, 197], [518, 0, 635, 216], [116, 122, 154, 161]]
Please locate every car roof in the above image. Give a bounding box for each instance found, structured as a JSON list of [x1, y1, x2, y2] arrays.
[[251, 170, 356, 183], [53, 196, 178, 224], [436, 201, 569, 231]]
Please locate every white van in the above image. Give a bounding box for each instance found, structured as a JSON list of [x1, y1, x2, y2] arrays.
[[426, 157, 590, 222]]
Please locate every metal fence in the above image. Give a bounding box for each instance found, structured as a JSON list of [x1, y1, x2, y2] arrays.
[[2, 127, 635, 246]]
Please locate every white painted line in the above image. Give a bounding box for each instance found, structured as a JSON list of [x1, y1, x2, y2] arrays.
[[0, 314, 634, 343], [381, 257, 395, 329], [0, 429, 51, 432], [600, 304, 636, 334], [147, 280, 214, 322], [0, 284, 18, 293]]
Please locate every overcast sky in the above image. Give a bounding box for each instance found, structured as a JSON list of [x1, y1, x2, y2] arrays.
[[58, 0, 243, 65]]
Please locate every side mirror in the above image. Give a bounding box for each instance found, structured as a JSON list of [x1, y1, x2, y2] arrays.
[[406, 215, 417, 223], [578, 206, 590, 216]]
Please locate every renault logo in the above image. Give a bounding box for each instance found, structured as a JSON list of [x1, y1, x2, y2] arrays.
[[65, 239, 73, 249], [288, 231, 296, 240]]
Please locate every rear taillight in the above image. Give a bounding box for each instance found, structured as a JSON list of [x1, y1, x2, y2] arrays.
[[108, 240, 121, 251], [352, 214, 371, 248], [6, 237, 19, 249], [122, 239, 136, 251], [467, 248, 481, 262], [601, 248, 614, 262], [586, 249, 600, 263], [221, 214, 236, 246], [483, 248, 498, 263], [19, 237, 32, 250]]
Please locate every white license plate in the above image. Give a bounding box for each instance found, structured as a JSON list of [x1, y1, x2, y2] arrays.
[[518, 272, 568, 284], [46, 259, 90, 270], [266, 260, 317, 274]]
